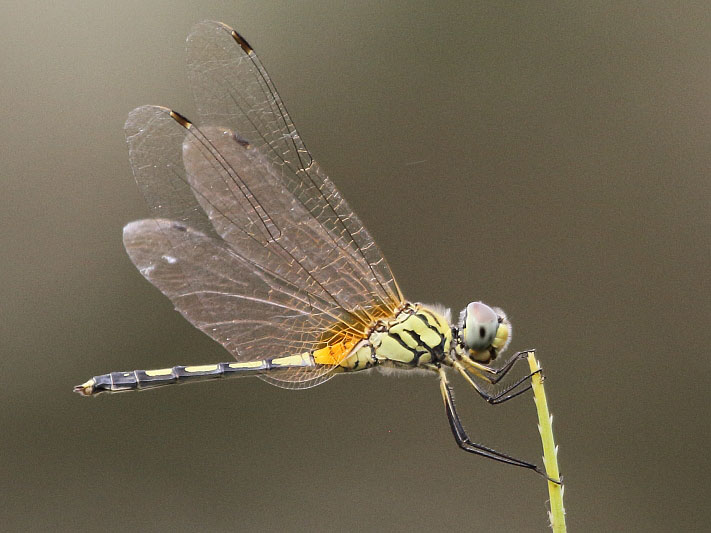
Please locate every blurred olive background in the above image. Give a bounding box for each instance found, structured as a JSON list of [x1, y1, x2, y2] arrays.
[[2, 1, 709, 531]]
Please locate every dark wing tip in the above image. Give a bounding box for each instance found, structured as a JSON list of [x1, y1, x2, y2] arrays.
[[231, 30, 253, 54], [190, 20, 253, 55], [169, 109, 192, 129]]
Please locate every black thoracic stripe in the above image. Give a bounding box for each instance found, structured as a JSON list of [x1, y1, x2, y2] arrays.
[[403, 328, 428, 353], [392, 325, 421, 350], [406, 327, 446, 364], [415, 312, 447, 351], [386, 332, 419, 364]]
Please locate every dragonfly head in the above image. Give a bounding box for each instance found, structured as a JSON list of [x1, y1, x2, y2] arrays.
[[458, 302, 511, 364]]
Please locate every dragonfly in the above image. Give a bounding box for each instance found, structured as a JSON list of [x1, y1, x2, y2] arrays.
[[75, 20, 549, 478]]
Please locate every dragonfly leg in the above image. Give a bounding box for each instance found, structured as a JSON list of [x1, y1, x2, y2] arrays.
[[463, 349, 534, 384], [453, 360, 539, 405], [438, 368, 557, 481]]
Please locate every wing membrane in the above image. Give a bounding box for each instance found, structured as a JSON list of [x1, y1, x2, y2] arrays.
[[122, 21, 405, 387], [179, 117, 391, 314], [185, 21, 402, 308], [123, 219, 348, 387]]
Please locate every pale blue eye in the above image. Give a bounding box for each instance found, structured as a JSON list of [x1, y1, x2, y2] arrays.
[[462, 302, 499, 351]]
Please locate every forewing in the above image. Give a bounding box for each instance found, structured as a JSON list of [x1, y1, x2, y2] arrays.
[[185, 20, 402, 311]]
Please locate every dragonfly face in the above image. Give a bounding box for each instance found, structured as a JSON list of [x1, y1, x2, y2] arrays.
[[457, 301, 511, 364]]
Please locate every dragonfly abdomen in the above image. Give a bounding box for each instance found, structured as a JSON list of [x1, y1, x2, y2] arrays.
[[74, 354, 316, 396], [74, 305, 453, 395]]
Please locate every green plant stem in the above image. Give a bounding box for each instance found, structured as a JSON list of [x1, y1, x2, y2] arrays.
[[527, 352, 566, 532]]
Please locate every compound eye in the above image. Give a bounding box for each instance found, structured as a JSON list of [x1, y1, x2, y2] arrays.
[[463, 302, 499, 352]]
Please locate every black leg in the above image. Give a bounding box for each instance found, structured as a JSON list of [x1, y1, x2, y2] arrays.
[[454, 360, 539, 405], [438, 368, 559, 483], [464, 349, 535, 384]]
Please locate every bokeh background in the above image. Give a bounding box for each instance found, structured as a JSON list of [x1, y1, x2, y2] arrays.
[[2, 2, 709, 531]]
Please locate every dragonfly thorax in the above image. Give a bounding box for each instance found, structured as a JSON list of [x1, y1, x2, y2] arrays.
[[338, 303, 452, 371]]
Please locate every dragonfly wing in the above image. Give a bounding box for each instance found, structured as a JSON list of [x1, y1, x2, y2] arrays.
[[126, 105, 393, 318], [123, 21, 407, 386], [185, 20, 402, 310], [124, 106, 384, 387], [123, 218, 349, 388]]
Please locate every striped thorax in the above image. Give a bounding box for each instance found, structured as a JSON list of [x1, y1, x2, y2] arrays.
[[334, 304, 452, 371]]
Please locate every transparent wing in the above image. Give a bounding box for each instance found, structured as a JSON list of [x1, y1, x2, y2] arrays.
[[123, 105, 399, 387], [123, 218, 351, 388], [185, 20, 402, 307], [122, 21, 405, 387]]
